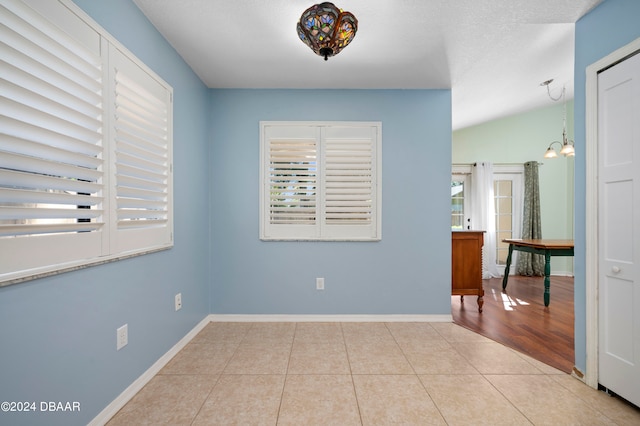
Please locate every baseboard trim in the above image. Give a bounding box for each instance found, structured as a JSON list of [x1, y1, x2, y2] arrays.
[[88, 316, 211, 426], [551, 272, 575, 278], [208, 314, 453, 322]]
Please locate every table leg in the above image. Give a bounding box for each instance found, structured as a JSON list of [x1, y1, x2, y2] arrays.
[[502, 244, 514, 291], [544, 250, 551, 306]]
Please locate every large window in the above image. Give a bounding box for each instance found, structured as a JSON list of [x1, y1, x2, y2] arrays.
[[260, 122, 381, 241], [0, 0, 173, 285]]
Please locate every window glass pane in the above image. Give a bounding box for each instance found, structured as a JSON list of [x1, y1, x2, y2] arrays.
[[496, 180, 512, 196], [498, 198, 512, 214], [496, 214, 511, 230], [494, 179, 514, 265], [451, 179, 464, 230]]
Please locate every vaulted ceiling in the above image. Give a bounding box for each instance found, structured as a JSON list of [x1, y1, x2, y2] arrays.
[[133, 0, 602, 130]]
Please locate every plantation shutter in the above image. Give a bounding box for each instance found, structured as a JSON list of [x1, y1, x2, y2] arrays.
[[109, 44, 172, 253], [0, 0, 105, 275], [322, 125, 378, 239], [262, 124, 319, 239], [1, 0, 173, 284], [260, 122, 381, 241]]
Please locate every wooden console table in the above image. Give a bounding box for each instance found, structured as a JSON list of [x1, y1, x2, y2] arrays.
[[452, 231, 485, 312], [501, 239, 574, 307]]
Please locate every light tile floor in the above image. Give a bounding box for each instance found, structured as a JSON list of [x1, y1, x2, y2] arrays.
[[107, 322, 640, 425]]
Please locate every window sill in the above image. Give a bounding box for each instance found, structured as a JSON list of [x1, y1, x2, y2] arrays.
[[0, 244, 173, 288]]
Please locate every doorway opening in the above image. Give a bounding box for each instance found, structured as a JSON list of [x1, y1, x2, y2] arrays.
[[451, 164, 575, 373]]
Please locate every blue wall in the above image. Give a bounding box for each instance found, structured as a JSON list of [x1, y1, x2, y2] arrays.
[[0, 1, 211, 425], [210, 89, 452, 315], [573, 0, 640, 371]]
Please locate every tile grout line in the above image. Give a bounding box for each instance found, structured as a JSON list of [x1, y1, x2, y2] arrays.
[[480, 373, 535, 425], [189, 322, 251, 425], [385, 322, 452, 424], [342, 322, 365, 425], [274, 322, 297, 426]]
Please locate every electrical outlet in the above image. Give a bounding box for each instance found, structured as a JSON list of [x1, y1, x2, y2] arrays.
[[316, 277, 324, 290], [116, 324, 128, 351], [175, 293, 182, 311]]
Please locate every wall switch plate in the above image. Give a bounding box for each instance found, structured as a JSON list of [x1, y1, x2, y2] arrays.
[[175, 293, 182, 311], [316, 277, 325, 290], [116, 324, 128, 351]]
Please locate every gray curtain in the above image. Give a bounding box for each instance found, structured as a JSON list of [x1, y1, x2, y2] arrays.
[[516, 161, 544, 276]]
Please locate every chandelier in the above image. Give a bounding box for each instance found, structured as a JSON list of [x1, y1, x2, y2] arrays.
[[541, 79, 575, 159], [297, 2, 358, 61]]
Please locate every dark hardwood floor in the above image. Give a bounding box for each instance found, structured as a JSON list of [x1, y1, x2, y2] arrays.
[[452, 275, 575, 373]]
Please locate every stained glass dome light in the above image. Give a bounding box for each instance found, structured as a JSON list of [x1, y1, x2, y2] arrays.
[[297, 2, 358, 61]]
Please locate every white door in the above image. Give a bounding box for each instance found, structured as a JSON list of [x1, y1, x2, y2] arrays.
[[598, 51, 640, 406]]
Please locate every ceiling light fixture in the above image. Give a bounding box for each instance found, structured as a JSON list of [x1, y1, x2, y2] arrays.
[[297, 2, 358, 61], [541, 79, 575, 159]]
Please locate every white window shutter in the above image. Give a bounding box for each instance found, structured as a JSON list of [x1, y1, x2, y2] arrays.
[[268, 139, 317, 225], [109, 44, 173, 253], [0, 0, 174, 284], [322, 125, 379, 240], [0, 0, 105, 276], [261, 124, 319, 240], [260, 122, 381, 241]]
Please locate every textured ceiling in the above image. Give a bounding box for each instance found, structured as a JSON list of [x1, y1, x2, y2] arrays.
[[132, 0, 602, 130]]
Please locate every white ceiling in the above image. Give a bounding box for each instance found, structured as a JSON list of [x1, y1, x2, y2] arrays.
[[132, 0, 602, 130]]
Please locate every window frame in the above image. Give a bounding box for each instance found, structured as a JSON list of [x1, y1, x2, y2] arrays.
[[451, 166, 471, 230], [0, 0, 173, 286], [259, 121, 382, 241]]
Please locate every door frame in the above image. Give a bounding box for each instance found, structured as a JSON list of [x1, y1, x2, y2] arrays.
[[585, 37, 640, 389]]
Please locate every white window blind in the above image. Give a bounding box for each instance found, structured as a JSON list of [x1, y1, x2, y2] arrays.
[[0, 0, 173, 284], [110, 44, 172, 253], [260, 122, 381, 241], [0, 0, 104, 238], [268, 137, 317, 226]]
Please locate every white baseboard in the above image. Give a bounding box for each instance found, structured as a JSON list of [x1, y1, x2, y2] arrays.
[[208, 314, 453, 322], [550, 272, 575, 277], [90, 313, 452, 425], [502, 272, 575, 278], [88, 315, 211, 426]]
